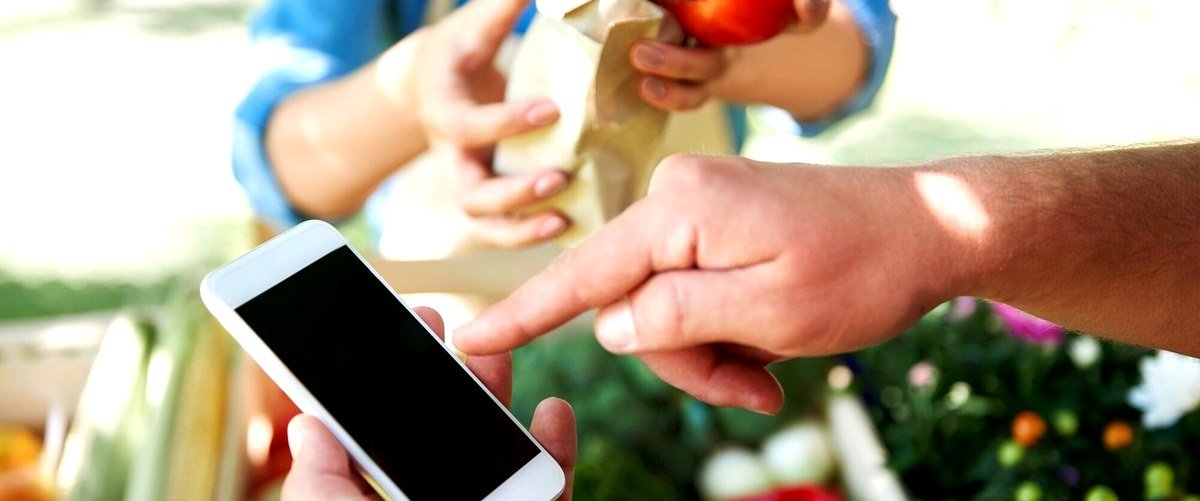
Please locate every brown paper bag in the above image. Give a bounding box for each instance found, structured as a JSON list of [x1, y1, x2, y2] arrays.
[[494, 0, 674, 246]]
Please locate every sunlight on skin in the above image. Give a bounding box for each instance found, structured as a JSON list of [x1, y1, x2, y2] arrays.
[[298, 110, 344, 172], [374, 36, 419, 105], [913, 171, 990, 240]]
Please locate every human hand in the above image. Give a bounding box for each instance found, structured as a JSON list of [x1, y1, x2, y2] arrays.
[[281, 307, 577, 500], [632, 0, 832, 111], [454, 155, 970, 413], [412, 0, 571, 248]]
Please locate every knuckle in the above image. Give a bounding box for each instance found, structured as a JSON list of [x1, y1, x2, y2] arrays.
[[651, 153, 720, 193], [634, 278, 685, 342]]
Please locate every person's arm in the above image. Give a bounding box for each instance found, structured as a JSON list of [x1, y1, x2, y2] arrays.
[[241, 0, 572, 246], [949, 143, 1200, 355], [630, 0, 891, 125], [452, 143, 1200, 413], [713, 0, 870, 121], [265, 33, 430, 219]]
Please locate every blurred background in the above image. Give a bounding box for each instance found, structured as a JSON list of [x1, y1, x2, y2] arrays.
[[2, 0, 1199, 500]]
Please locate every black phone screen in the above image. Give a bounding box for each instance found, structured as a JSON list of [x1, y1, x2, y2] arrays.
[[236, 246, 540, 500]]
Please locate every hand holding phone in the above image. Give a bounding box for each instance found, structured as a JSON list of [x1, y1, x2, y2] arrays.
[[202, 221, 569, 500], [281, 306, 576, 501]]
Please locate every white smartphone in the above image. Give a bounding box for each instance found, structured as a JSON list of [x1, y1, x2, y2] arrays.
[[200, 220, 565, 501]]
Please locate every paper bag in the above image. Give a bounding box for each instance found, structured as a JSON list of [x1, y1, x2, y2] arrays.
[[494, 0, 672, 246]]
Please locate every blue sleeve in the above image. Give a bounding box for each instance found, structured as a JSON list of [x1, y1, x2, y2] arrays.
[[761, 0, 897, 137], [231, 0, 394, 230]]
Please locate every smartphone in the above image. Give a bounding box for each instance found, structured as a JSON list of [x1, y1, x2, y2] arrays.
[[200, 220, 565, 501]]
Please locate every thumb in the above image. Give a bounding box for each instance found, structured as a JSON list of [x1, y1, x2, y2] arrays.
[[594, 268, 762, 355], [282, 415, 366, 500], [461, 0, 532, 55]]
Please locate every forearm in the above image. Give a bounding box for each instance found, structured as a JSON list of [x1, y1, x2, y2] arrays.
[[920, 144, 1200, 354], [266, 31, 428, 218], [713, 0, 868, 121]]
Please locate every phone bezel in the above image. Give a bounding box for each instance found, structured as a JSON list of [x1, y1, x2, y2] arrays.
[[200, 220, 565, 501]]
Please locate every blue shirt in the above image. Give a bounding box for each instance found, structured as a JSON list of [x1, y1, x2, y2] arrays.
[[233, 0, 897, 231]]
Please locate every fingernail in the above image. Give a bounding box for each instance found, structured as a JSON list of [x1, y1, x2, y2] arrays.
[[445, 329, 468, 363], [633, 43, 666, 68], [287, 419, 306, 459], [642, 78, 667, 100], [595, 297, 637, 353], [808, 0, 828, 13], [534, 173, 568, 198], [526, 101, 559, 126], [537, 216, 568, 239], [750, 406, 778, 416]]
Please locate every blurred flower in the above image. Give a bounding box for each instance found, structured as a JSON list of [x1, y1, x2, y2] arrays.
[[1144, 462, 1174, 499], [997, 440, 1024, 467], [1015, 481, 1043, 501], [760, 422, 834, 485], [1059, 465, 1080, 488], [1068, 336, 1102, 368], [827, 365, 853, 391], [1085, 485, 1118, 501], [947, 296, 978, 321], [991, 303, 1064, 344], [947, 382, 971, 409], [1128, 351, 1200, 429], [698, 447, 773, 500], [1052, 410, 1079, 437], [1012, 411, 1047, 447], [1102, 421, 1134, 451], [907, 361, 938, 389]]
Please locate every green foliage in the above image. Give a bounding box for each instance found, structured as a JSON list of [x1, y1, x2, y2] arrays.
[[853, 300, 1200, 500], [0, 271, 178, 322], [511, 330, 833, 500]]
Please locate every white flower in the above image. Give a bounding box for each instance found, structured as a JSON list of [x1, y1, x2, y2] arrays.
[[1129, 351, 1200, 429], [760, 422, 834, 485], [1068, 336, 1102, 368], [698, 447, 774, 500]]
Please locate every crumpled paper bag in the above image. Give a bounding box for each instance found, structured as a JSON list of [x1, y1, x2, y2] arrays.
[[494, 0, 674, 246]]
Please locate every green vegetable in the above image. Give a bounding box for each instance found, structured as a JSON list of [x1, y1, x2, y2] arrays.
[[56, 312, 155, 501], [125, 288, 205, 501]]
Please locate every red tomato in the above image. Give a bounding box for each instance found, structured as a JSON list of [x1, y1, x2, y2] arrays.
[[654, 0, 795, 46], [733, 485, 843, 501]]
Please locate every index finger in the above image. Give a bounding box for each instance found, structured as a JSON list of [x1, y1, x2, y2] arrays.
[[452, 200, 690, 355], [416, 306, 514, 406]]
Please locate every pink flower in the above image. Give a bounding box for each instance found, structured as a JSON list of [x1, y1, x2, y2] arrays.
[[991, 302, 1064, 344], [948, 296, 978, 321], [908, 361, 938, 389]]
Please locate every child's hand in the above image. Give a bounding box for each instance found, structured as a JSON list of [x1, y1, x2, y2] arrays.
[[411, 0, 571, 248], [632, 0, 832, 112]]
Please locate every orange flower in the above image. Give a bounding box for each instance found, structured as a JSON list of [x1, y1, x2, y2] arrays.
[[1103, 421, 1134, 451], [1012, 411, 1047, 447]]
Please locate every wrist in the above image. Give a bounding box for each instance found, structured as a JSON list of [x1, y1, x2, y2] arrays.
[[377, 29, 426, 110], [913, 155, 1074, 304], [890, 162, 996, 303]]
